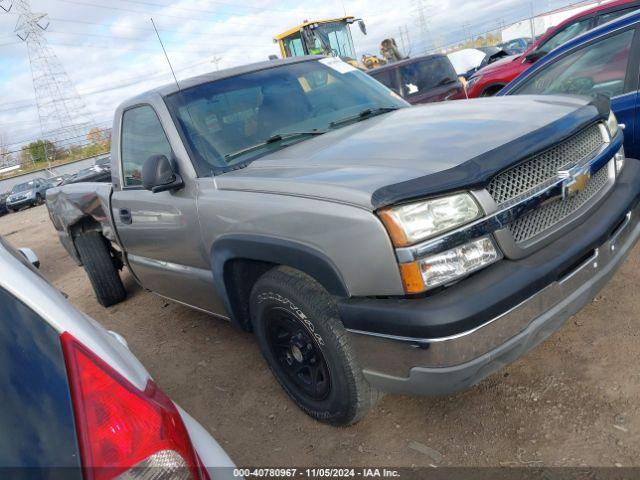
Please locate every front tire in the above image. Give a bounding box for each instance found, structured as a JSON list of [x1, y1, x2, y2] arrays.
[[480, 84, 505, 97], [75, 231, 127, 307], [250, 266, 379, 426]]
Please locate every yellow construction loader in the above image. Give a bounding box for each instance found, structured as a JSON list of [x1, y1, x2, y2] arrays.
[[273, 17, 403, 71], [273, 16, 367, 67]]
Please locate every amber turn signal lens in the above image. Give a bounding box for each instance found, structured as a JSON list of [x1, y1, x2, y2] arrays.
[[399, 262, 425, 294], [378, 208, 410, 247]]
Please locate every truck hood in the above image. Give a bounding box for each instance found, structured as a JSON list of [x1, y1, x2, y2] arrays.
[[216, 95, 607, 209]]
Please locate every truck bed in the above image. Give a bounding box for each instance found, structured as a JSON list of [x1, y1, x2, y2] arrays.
[[46, 183, 116, 265]]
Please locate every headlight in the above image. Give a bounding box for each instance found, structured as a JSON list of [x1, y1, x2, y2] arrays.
[[615, 146, 625, 174], [606, 111, 619, 139], [378, 193, 482, 247], [466, 76, 480, 90], [399, 236, 502, 293]]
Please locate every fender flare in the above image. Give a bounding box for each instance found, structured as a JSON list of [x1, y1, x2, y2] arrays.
[[211, 234, 350, 326]]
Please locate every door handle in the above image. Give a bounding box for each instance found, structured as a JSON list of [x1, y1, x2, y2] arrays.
[[119, 208, 132, 225]]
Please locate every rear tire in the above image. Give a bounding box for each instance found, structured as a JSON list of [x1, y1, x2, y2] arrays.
[[250, 266, 380, 426], [75, 231, 126, 307]]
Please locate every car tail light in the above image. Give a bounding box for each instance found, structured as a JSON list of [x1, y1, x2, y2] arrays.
[[61, 332, 207, 480]]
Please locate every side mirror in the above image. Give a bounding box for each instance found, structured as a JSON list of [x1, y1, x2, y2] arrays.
[[524, 50, 545, 64], [19, 248, 40, 269], [358, 20, 367, 35], [142, 154, 184, 194]]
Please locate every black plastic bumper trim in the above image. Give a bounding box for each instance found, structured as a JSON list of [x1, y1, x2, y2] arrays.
[[338, 158, 640, 338]]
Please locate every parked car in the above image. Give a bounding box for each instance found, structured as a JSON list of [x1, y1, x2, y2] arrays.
[[498, 37, 533, 55], [448, 47, 511, 79], [49, 174, 72, 187], [61, 165, 111, 185], [0, 192, 8, 216], [501, 10, 640, 159], [46, 56, 638, 426], [0, 236, 236, 478], [368, 54, 466, 104], [94, 155, 111, 170], [467, 0, 640, 97], [6, 177, 51, 211]]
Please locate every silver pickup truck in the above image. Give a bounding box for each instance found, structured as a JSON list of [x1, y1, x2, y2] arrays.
[[47, 56, 640, 426]]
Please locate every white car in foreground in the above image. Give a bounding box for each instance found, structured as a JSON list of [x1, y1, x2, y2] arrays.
[[0, 236, 236, 479]]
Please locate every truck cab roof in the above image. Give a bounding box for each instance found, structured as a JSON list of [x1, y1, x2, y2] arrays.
[[118, 56, 324, 109]]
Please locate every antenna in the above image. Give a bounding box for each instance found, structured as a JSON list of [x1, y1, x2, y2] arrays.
[[151, 17, 181, 91]]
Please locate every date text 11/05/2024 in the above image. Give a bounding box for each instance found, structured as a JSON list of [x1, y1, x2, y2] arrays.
[[233, 468, 401, 478]]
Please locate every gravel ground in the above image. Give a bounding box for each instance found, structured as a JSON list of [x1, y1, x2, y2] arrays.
[[1, 205, 639, 468]]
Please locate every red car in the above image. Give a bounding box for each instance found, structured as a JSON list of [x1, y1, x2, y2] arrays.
[[466, 0, 640, 97]]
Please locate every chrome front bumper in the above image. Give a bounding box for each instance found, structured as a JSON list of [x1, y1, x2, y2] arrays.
[[347, 205, 640, 396]]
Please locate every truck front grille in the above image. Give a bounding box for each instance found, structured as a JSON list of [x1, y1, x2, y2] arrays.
[[487, 124, 605, 206], [508, 164, 610, 245]]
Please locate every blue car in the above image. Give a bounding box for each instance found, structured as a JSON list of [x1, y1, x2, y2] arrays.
[[501, 10, 640, 158], [6, 177, 52, 211]]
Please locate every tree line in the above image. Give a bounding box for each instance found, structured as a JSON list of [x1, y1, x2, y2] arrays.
[[0, 127, 111, 170]]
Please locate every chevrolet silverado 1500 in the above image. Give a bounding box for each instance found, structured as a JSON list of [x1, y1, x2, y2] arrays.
[[47, 56, 640, 425]]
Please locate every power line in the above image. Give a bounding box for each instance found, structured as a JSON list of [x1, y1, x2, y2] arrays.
[[54, 0, 301, 29], [3, 120, 112, 145], [116, 0, 301, 16], [0, 58, 213, 112], [1, 126, 112, 155]]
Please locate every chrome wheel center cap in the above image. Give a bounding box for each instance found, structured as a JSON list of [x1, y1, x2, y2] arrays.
[[291, 345, 304, 363]]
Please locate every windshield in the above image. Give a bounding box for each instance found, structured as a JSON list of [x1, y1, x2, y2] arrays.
[[165, 60, 407, 171], [11, 182, 34, 193], [313, 22, 357, 60], [537, 18, 592, 54], [478, 46, 501, 56]]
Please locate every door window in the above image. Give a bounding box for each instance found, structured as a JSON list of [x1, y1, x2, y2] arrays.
[[513, 29, 635, 99], [283, 35, 305, 56], [537, 19, 593, 53], [597, 7, 639, 26], [120, 105, 172, 187]]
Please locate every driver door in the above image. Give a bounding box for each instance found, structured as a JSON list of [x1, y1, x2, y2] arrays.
[[111, 103, 222, 314]]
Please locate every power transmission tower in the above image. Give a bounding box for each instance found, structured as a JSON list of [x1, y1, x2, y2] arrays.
[[1, 0, 93, 148], [398, 25, 410, 57], [211, 55, 222, 71], [412, 0, 433, 53]]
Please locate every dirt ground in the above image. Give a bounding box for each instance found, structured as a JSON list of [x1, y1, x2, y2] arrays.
[[1, 205, 639, 468]]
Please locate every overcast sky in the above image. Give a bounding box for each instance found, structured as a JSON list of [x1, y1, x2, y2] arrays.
[[0, 0, 581, 146]]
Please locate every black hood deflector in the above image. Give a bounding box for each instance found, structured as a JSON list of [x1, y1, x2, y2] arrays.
[[371, 96, 610, 209]]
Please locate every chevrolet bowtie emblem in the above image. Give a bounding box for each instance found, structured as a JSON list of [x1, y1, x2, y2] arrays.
[[558, 165, 591, 200]]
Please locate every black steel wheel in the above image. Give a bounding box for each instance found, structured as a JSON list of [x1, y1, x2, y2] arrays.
[[250, 266, 380, 426], [265, 307, 331, 401]]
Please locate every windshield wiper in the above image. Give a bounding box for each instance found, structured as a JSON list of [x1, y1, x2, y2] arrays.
[[224, 131, 327, 162], [329, 106, 401, 129]]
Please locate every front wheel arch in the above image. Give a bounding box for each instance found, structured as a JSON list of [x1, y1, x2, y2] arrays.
[[211, 235, 350, 331], [481, 83, 507, 97]]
